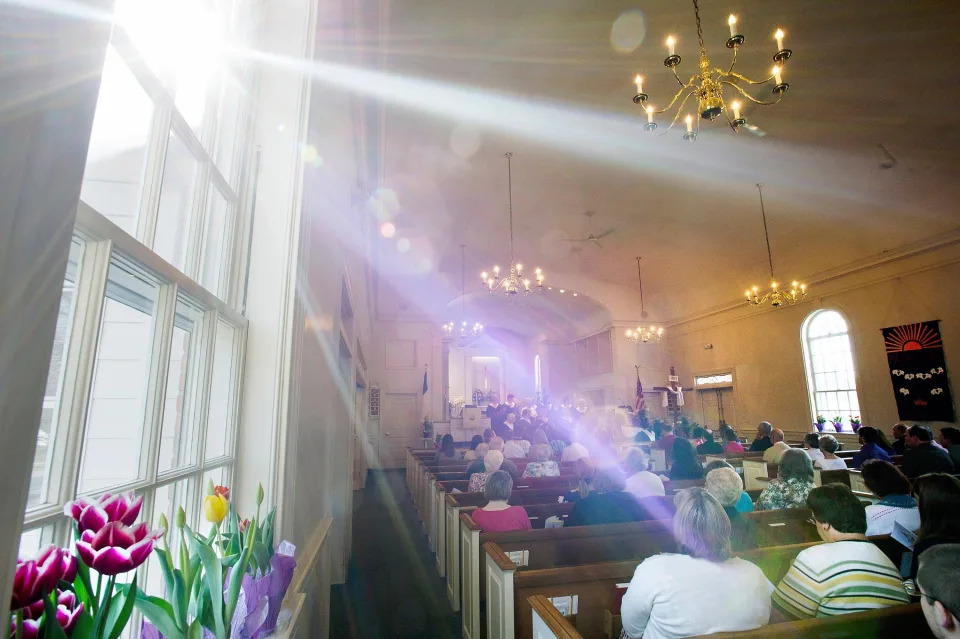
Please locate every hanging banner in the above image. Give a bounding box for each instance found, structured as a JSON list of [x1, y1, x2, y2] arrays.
[[881, 321, 954, 422]]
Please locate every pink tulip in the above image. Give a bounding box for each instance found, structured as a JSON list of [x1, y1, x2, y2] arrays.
[[11, 546, 67, 610], [55, 590, 84, 635], [9, 617, 40, 639], [64, 492, 143, 534], [75, 521, 163, 576]]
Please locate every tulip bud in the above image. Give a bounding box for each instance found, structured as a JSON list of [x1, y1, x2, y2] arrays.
[[206, 478, 215, 496], [176, 506, 186, 530], [203, 495, 229, 525], [256, 482, 264, 507], [158, 512, 169, 533]]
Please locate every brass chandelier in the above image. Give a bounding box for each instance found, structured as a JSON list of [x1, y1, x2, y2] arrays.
[[745, 184, 807, 308], [481, 153, 544, 295], [625, 257, 663, 343], [631, 0, 793, 140], [444, 244, 483, 343]]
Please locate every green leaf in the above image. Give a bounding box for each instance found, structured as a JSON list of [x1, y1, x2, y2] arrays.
[[42, 591, 69, 639], [154, 547, 176, 597], [107, 574, 138, 639], [71, 606, 94, 638], [193, 534, 226, 639], [172, 570, 189, 630], [133, 593, 182, 639], [90, 577, 115, 638], [188, 618, 205, 639], [262, 508, 277, 551], [252, 542, 271, 575], [225, 521, 256, 627], [74, 556, 96, 614]]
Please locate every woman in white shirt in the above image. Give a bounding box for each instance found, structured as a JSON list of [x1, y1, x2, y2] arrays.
[[623, 448, 665, 499], [860, 459, 921, 536], [620, 488, 773, 639], [802, 432, 825, 464], [814, 434, 848, 470], [560, 429, 590, 463]]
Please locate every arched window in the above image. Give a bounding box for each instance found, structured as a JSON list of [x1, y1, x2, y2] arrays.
[[802, 310, 862, 431]]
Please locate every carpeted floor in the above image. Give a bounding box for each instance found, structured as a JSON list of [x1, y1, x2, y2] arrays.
[[329, 470, 461, 638]]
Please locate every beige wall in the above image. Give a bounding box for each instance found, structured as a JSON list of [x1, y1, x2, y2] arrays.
[[664, 242, 960, 439]]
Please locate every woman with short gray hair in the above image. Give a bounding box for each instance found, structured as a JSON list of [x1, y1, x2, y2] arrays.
[[468, 449, 503, 492], [706, 468, 757, 550], [624, 448, 665, 499], [815, 434, 848, 470], [620, 488, 773, 639], [470, 470, 532, 532]]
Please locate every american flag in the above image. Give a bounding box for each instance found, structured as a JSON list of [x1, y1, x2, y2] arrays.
[[635, 374, 645, 412]]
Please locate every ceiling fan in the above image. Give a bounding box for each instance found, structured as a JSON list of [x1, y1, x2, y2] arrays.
[[562, 211, 616, 248]]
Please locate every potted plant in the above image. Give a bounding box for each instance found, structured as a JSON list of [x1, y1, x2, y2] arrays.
[[831, 416, 844, 432], [850, 416, 862, 433], [813, 415, 826, 432]]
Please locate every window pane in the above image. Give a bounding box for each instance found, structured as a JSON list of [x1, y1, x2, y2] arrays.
[[214, 70, 242, 182], [81, 46, 153, 235], [145, 479, 194, 597], [19, 526, 59, 559], [29, 240, 84, 508], [78, 259, 159, 493], [201, 187, 229, 296], [154, 131, 199, 271], [205, 321, 236, 460], [203, 465, 230, 491], [158, 296, 205, 474]]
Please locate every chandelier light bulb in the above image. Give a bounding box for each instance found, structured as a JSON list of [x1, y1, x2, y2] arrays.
[[635, 74, 644, 94], [775, 28, 785, 51], [685, 114, 694, 133], [772, 65, 783, 85], [728, 14, 737, 37], [666, 35, 676, 56], [731, 100, 741, 120]]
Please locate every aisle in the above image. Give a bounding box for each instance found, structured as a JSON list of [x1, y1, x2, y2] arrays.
[[329, 469, 461, 638]]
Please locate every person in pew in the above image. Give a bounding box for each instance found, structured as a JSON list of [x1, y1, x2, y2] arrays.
[[566, 465, 648, 526], [903, 425, 956, 478], [621, 488, 774, 639], [756, 449, 816, 511], [814, 434, 848, 470], [563, 456, 596, 503], [468, 449, 504, 493], [763, 428, 792, 464], [749, 421, 774, 452], [502, 431, 527, 459], [435, 433, 457, 461], [623, 448, 666, 499], [939, 427, 960, 470], [917, 544, 960, 639], [487, 437, 521, 477], [669, 438, 704, 481], [851, 426, 894, 468], [521, 444, 560, 478], [515, 407, 535, 441], [462, 434, 484, 461], [653, 423, 678, 465], [705, 460, 754, 512], [469, 470, 533, 532], [705, 467, 757, 550], [772, 483, 910, 619], [801, 432, 825, 464], [721, 425, 745, 453], [560, 429, 590, 463], [892, 422, 909, 455], [695, 428, 724, 455], [910, 473, 960, 579], [860, 459, 920, 536], [465, 443, 490, 476]]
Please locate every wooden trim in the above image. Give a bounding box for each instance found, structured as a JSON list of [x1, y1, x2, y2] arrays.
[[286, 517, 332, 601], [484, 541, 519, 572], [514, 560, 639, 589], [527, 595, 583, 639], [461, 511, 482, 532], [688, 603, 924, 638]]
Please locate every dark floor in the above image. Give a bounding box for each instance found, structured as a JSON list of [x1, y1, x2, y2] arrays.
[[329, 470, 461, 638]]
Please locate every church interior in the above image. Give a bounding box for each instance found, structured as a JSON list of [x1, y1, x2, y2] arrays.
[[2, 0, 959, 638]]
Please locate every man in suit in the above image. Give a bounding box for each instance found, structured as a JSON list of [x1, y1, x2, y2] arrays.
[[902, 425, 955, 478], [749, 421, 774, 452], [892, 423, 909, 455]]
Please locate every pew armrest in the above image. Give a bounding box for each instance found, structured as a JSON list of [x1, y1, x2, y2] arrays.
[[528, 595, 583, 639]]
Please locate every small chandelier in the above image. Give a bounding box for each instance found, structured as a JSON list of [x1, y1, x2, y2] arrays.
[[745, 184, 807, 308], [631, 0, 792, 140], [444, 244, 483, 344], [625, 257, 663, 343], [481, 153, 544, 295]]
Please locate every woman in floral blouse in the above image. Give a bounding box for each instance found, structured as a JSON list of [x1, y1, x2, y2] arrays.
[[756, 449, 816, 510], [521, 444, 560, 478]]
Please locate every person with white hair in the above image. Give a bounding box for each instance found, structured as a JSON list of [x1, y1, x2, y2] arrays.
[[470, 471, 532, 532], [468, 449, 504, 493], [623, 448, 665, 499], [815, 435, 848, 470], [706, 467, 757, 550], [620, 488, 773, 639]]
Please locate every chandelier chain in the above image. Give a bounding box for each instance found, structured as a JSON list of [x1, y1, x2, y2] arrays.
[[756, 183, 775, 281], [636, 256, 646, 313], [506, 152, 515, 263], [692, 0, 706, 57], [460, 243, 466, 314]]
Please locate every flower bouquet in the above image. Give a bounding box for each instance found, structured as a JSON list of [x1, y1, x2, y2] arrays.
[[813, 415, 826, 432], [422, 418, 434, 441], [830, 416, 844, 432], [850, 416, 862, 433]]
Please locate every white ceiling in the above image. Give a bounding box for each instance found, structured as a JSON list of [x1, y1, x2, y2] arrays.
[[369, 0, 960, 325]]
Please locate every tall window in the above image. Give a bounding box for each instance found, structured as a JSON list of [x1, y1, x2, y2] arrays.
[[20, 0, 253, 609], [802, 310, 861, 431]]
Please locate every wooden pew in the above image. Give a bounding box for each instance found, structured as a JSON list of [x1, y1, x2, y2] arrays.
[[526, 595, 926, 639]]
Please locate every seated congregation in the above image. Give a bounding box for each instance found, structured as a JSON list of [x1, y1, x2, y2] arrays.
[[416, 407, 960, 639]]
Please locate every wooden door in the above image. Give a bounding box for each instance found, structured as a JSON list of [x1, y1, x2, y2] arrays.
[[699, 389, 722, 429], [380, 393, 420, 469], [718, 387, 737, 429]]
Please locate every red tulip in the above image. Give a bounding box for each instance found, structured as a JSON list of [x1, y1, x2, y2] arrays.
[[214, 485, 230, 500], [11, 546, 67, 610], [64, 492, 143, 534], [75, 521, 163, 576], [238, 518, 250, 533], [55, 590, 84, 635]]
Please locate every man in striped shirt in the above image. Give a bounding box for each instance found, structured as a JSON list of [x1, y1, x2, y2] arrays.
[[772, 483, 910, 618]]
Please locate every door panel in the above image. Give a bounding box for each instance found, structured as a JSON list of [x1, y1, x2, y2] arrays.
[[380, 393, 420, 469], [719, 388, 737, 429], [698, 390, 721, 429]]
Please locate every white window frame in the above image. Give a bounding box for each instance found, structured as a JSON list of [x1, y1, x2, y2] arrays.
[[800, 308, 863, 431]]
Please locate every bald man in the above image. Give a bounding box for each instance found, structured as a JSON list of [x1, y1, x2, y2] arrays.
[[749, 421, 774, 453], [763, 428, 792, 464]]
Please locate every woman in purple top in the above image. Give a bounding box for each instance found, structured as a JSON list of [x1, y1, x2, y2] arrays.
[[851, 426, 894, 468]]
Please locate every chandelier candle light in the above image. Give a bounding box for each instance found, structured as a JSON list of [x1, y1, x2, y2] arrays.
[[481, 152, 544, 295], [632, 0, 793, 139], [444, 244, 484, 342], [745, 183, 808, 308], [625, 257, 664, 343]]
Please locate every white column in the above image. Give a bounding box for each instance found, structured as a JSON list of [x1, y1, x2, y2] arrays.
[[0, 0, 112, 621]]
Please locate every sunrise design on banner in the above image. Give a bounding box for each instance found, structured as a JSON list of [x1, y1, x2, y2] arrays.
[[882, 321, 954, 422]]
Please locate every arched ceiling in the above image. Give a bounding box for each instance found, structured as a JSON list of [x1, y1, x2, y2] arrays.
[[361, 0, 960, 323]]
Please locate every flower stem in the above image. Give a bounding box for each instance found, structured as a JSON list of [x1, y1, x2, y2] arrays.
[[99, 576, 116, 635], [14, 609, 23, 639], [94, 572, 103, 614]]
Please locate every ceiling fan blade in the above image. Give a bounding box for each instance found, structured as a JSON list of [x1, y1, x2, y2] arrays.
[[595, 228, 616, 240], [561, 238, 592, 242]]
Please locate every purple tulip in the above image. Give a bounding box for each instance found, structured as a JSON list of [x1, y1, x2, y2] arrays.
[[9, 617, 40, 639], [64, 492, 143, 534], [76, 521, 163, 576], [11, 546, 67, 610], [55, 590, 84, 635]]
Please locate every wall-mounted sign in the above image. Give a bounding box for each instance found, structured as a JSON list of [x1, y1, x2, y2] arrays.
[[881, 321, 954, 422]]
